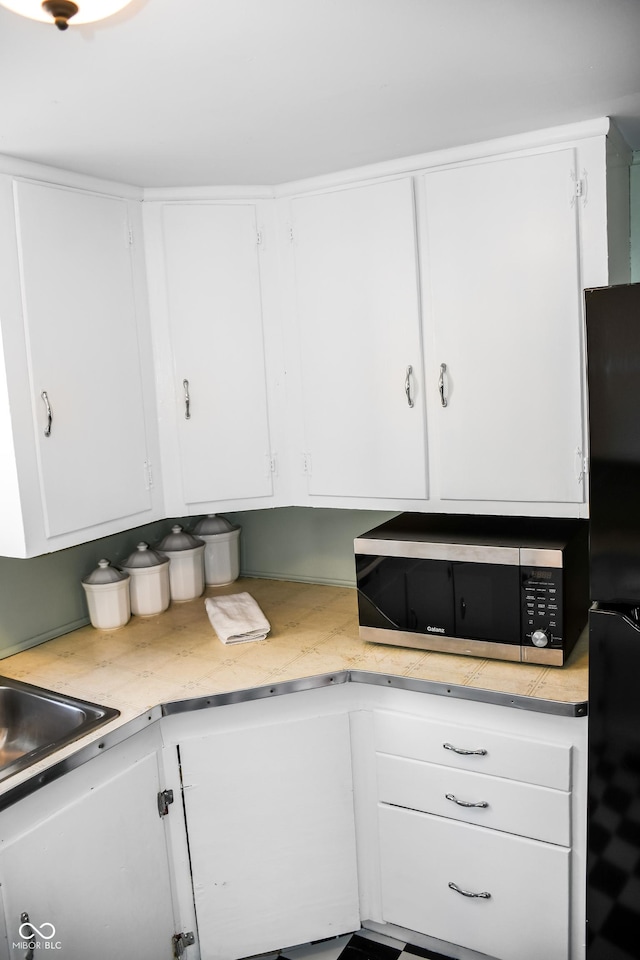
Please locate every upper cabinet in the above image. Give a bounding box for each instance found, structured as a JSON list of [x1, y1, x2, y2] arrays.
[[289, 178, 428, 502], [0, 120, 629, 556], [143, 200, 280, 517], [421, 148, 586, 504], [0, 173, 162, 558]]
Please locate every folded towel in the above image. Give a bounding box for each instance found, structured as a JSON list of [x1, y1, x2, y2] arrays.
[[205, 592, 271, 644]]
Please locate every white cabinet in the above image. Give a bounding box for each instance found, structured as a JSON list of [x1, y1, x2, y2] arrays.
[[0, 175, 161, 558], [367, 705, 583, 960], [0, 730, 180, 960], [144, 201, 277, 515], [290, 178, 428, 502], [421, 148, 587, 505], [177, 711, 360, 960]]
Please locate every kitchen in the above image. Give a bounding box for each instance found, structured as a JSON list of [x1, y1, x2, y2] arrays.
[[0, 2, 639, 959]]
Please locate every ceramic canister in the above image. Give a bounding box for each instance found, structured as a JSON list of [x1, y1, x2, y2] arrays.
[[156, 524, 205, 602], [192, 514, 241, 585], [81, 559, 131, 630], [121, 542, 171, 616]]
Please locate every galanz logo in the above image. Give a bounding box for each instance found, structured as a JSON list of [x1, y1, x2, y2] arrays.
[[426, 625, 445, 634]]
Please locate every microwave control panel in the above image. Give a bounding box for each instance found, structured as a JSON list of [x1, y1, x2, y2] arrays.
[[521, 567, 563, 649]]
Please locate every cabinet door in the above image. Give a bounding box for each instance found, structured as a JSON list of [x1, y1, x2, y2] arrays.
[[14, 180, 153, 539], [0, 751, 177, 959], [161, 203, 273, 504], [179, 713, 360, 960], [423, 149, 585, 504], [378, 804, 570, 960], [292, 178, 427, 500]]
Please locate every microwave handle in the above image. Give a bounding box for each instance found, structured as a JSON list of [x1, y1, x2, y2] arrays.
[[438, 363, 448, 407]]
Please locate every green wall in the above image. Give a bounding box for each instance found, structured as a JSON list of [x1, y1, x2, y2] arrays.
[[0, 157, 638, 658]]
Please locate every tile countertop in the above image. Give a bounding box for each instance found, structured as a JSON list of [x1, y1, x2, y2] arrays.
[[0, 577, 589, 796]]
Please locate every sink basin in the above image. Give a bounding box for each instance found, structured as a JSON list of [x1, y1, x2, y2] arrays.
[[0, 676, 119, 782]]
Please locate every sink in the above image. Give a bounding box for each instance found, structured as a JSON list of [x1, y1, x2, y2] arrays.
[[0, 676, 120, 782]]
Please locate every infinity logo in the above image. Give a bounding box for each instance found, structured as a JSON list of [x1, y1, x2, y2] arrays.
[[18, 921, 56, 940]]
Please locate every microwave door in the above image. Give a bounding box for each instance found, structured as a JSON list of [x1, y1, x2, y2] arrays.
[[452, 562, 521, 645], [356, 555, 454, 635]]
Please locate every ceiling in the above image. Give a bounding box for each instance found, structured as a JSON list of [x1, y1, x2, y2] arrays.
[[1, 0, 639, 188]]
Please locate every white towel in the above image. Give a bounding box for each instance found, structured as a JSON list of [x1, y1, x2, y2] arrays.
[[205, 592, 271, 644]]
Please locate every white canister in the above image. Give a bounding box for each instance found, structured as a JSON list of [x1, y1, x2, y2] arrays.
[[156, 525, 205, 602], [82, 559, 131, 630], [121, 542, 171, 617], [192, 514, 241, 585]]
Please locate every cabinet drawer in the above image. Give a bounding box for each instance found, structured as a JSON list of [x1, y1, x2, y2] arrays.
[[377, 753, 570, 845], [378, 804, 570, 960], [373, 710, 572, 789]]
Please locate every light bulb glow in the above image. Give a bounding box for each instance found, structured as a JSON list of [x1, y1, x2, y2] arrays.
[[0, 0, 134, 25]]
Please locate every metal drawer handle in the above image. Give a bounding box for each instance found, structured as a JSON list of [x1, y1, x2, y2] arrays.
[[448, 881, 491, 900], [438, 362, 448, 407], [443, 742, 487, 756], [183, 379, 191, 420], [446, 793, 489, 809], [405, 365, 414, 408], [41, 390, 52, 437]]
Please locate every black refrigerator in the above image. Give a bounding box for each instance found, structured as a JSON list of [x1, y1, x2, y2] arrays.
[[585, 283, 640, 959]]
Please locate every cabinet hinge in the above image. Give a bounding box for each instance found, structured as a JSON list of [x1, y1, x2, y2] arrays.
[[157, 788, 174, 817], [257, 230, 263, 245], [172, 931, 195, 957], [144, 460, 154, 490], [267, 453, 277, 475], [575, 447, 588, 485], [570, 170, 588, 207], [128, 226, 134, 245], [302, 453, 312, 475], [289, 225, 295, 243]]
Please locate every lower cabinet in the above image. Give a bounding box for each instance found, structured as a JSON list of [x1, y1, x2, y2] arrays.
[[0, 684, 587, 960], [0, 727, 180, 960], [367, 705, 583, 960], [378, 805, 569, 960], [176, 712, 360, 960]]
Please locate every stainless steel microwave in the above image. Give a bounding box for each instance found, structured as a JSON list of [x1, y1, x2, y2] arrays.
[[354, 513, 589, 666]]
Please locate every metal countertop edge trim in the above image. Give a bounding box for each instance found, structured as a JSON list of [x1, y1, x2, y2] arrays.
[[0, 672, 586, 812]]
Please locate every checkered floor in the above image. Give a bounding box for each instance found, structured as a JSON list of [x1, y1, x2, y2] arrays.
[[280, 931, 454, 960]]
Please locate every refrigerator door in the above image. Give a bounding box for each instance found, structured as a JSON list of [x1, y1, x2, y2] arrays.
[[587, 605, 640, 959], [585, 283, 640, 605]]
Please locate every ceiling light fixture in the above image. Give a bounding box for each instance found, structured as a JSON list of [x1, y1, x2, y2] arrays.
[[0, 0, 134, 30]]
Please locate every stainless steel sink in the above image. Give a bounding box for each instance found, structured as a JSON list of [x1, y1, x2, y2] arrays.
[[0, 676, 120, 782]]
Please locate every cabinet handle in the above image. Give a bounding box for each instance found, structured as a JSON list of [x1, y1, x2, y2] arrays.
[[443, 742, 487, 756], [41, 391, 52, 437], [448, 881, 491, 900], [445, 793, 489, 809], [20, 912, 34, 960], [405, 365, 414, 408], [438, 363, 448, 407], [183, 379, 191, 420]]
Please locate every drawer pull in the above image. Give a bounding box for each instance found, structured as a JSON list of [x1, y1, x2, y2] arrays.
[[448, 881, 491, 900], [443, 742, 487, 756], [445, 793, 489, 809]]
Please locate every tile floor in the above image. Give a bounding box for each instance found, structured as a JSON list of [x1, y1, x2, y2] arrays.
[[280, 930, 454, 960]]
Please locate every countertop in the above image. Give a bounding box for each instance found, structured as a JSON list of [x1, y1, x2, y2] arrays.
[[0, 577, 589, 796]]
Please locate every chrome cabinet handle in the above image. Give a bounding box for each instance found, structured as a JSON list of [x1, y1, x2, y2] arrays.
[[405, 365, 414, 408], [448, 881, 491, 900], [438, 363, 448, 407], [446, 793, 489, 809], [443, 742, 487, 756], [183, 379, 191, 420], [41, 391, 52, 437]]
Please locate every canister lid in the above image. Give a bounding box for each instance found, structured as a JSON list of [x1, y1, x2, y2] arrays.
[[157, 524, 204, 552], [122, 542, 168, 569], [82, 559, 129, 584], [192, 514, 239, 536]]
